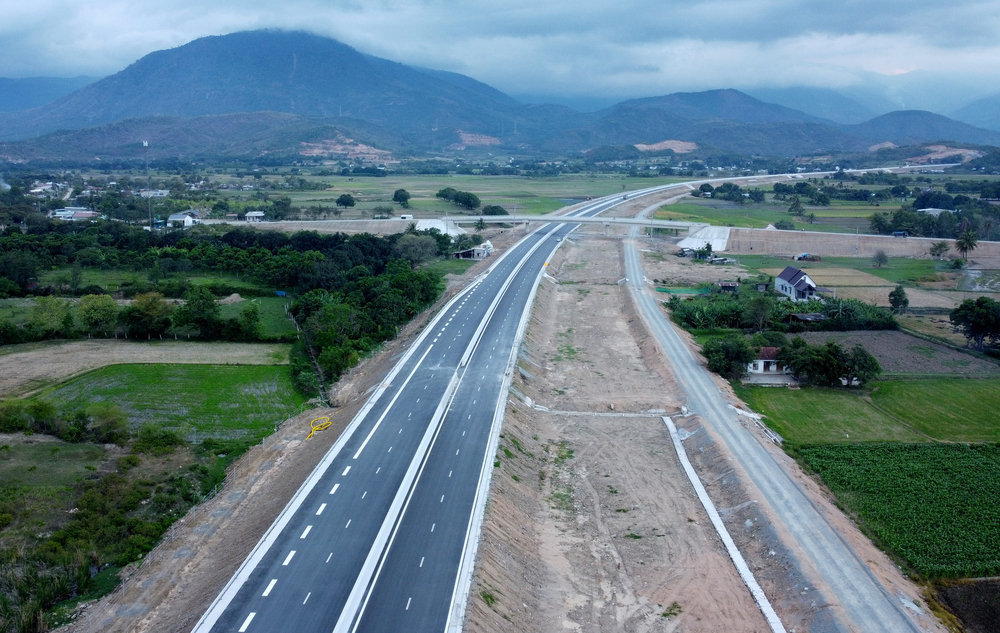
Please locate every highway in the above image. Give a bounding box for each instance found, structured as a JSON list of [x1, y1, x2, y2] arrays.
[[622, 209, 921, 632], [192, 194, 636, 633], [193, 171, 930, 633]]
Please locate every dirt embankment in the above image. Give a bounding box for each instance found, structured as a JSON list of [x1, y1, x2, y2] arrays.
[[466, 238, 774, 632]]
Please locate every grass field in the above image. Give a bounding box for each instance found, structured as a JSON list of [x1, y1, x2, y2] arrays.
[[735, 385, 925, 443], [221, 173, 688, 218], [37, 364, 307, 442], [736, 254, 940, 285], [420, 258, 478, 276], [737, 378, 1000, 444], [38, 267, 269, 292], [219, 297, 296, 338], [870, 379, 1000, 442], [654, 197, 875, 233]]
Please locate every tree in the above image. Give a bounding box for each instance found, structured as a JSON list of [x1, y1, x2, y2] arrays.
[[121, 292, 173, 338], [950, 296, 1000, 351], [888, 285, 909, 315], [872, 249, 889, 268], [699, 183, 714, 193], [452, 191, 481, 210], [748, 189, 766, 203], [172, 286, 221, 338], [929, 241, 950, 259], [695, 243, 713, 260], [788, 196, 804, 217], [336, 194, 356, 209], [29, 296, 74, 337], [702, 334, 754, 379], [78, 294, 120, 336], [392, 189, 411, 208], [394, 234, 440, 266], [742, 296, 773, 332], [843, 345, 881, 387], [234, 302, 263, 341], [774, 219, 795, 230], [956, 229, 978, 261], [474, 218, 487, 232], [482, 205, 508, 216], [436, 187, 457, 201]]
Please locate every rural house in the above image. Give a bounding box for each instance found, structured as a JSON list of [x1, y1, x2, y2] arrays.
[[746, 347, 789, 375], [776, 266, 820, 302]]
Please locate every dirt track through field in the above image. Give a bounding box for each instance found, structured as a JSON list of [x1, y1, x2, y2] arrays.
[[0, 340, 292, 398]]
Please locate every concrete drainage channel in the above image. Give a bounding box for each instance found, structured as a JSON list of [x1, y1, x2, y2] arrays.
[[664, 415, 787, 633]]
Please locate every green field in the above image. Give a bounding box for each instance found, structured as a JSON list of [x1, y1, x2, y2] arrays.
[[738, 378, 1000, 444], [654, 198, 873, 233], [38, 267, 268, 292], [735, 384, 925, 444], [219, 297, 296, 338], [735, 254, 940, 285], [37, 364, 306, 442], [870, 380, 1000, 442], [798, 443, 1000, 578], [221, 173, 688, 218], [420, 258, 478, 276]]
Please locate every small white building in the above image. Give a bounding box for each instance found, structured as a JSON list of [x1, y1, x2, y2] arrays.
[[776, 266, 819, 302], [245, 211, 266, 222], [746, 347, 790, 375]]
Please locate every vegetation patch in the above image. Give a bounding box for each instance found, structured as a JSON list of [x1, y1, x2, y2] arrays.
[[798, 443, 1000, 578], [36, 364, 306, 442]]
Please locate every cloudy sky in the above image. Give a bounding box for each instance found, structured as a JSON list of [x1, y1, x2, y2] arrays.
[[3, 0, 999, 110]]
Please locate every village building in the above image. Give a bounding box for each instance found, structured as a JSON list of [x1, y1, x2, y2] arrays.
[[776, 266, 821, 302]]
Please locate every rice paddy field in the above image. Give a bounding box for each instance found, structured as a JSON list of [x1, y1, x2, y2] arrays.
[[35, 364, 307, 442]]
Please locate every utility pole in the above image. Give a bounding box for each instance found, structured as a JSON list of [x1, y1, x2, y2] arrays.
[[144, 141, 152, 231]]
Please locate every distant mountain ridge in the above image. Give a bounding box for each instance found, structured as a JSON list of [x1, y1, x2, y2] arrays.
[[1, 30, 998, 160]]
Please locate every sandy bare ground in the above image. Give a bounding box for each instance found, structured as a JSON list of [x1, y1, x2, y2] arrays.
[[466, 238, 772, 633], [0, 340, 292, 398], [726, 228, 1000, 259]]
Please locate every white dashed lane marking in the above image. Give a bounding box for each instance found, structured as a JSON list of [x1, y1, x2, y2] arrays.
[[238, 613, 255, 632], [316, 504, 326, 515], [300, 526, 312, 539], [330, 484, 339, 495], [262, 579, 277, 597], [282, 551, 295, 566]]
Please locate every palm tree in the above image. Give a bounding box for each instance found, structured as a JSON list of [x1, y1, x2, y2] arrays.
[[956, 229, 979, 261]]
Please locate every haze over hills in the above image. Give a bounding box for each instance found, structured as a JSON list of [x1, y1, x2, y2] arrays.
[[953, 94, 1000, 132], [744, 87, 878, 125], [1, 29, 998, 161], [0, 76, 98, 113]]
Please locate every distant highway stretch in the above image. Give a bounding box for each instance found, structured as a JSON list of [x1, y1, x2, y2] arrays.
[[193, 167, 930, 633], [191, 188, 688, 633]]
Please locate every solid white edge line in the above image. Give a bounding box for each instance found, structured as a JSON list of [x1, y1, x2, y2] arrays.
[[664, 416, 786, 633], [189, 263, 484, 633]]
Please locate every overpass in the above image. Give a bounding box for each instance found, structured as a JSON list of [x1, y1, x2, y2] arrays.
[[448, 214, 708, 236]]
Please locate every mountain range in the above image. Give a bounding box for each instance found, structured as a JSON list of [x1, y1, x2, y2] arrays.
[[1, 30, 999, 161]]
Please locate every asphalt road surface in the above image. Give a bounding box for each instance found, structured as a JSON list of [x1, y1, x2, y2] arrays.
[[195, 175, 927, 633], [622, 218, 921, 633], [193, 194, 636, 633]]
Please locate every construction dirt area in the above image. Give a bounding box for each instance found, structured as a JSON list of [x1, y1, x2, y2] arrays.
[[466, 235, 800, 632]]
